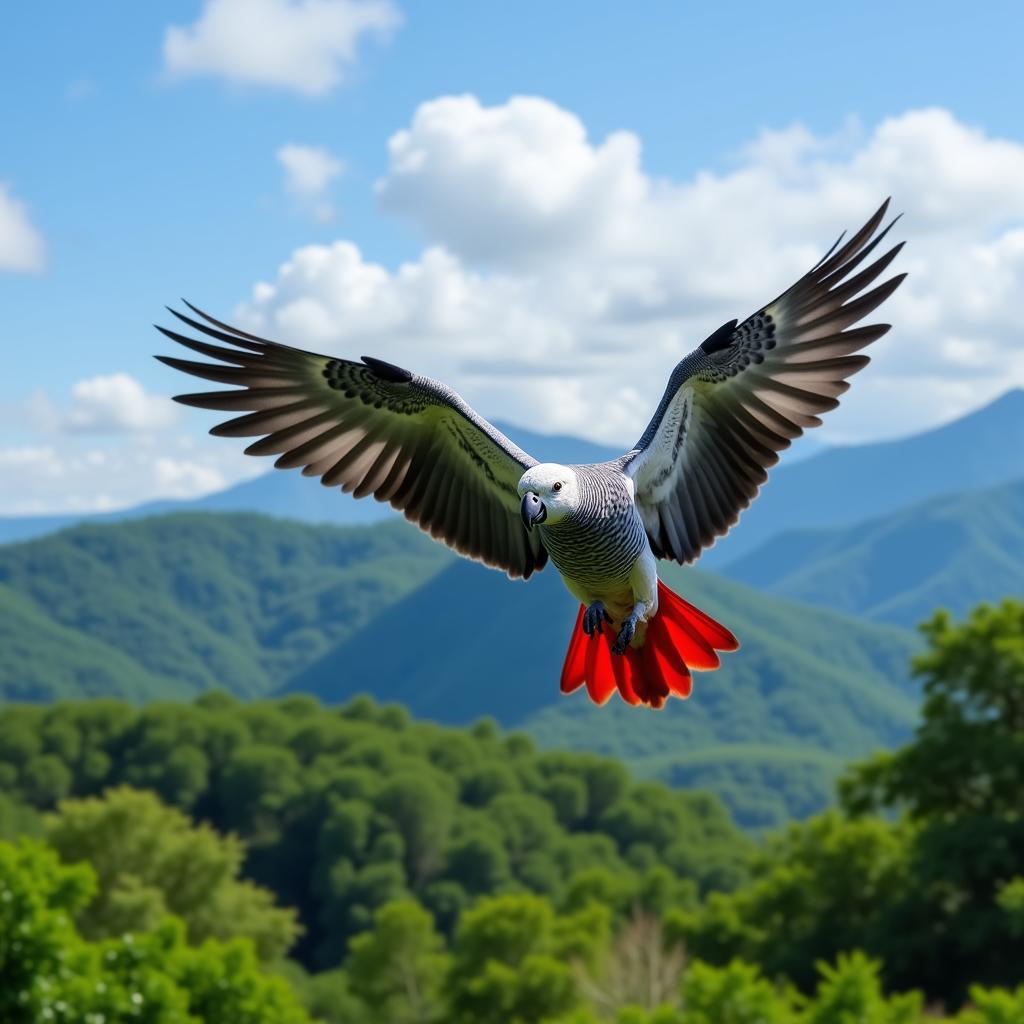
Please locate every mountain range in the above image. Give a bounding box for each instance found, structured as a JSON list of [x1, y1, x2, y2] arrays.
[[722, 477, 1024, 627], [0, 510, 917, 827], [0, 515, 448, 702], [287, 553, 920, 827], [1, 390, 1020, 827], [699, 388, 1024, 565], [0, 419, 830, 546]]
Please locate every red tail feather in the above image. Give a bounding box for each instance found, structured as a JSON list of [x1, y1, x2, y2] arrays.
[[560, 580, 739, 708]]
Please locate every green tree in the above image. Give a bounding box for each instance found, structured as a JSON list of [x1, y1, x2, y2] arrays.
[[839, 600, 1024, 999], [954, 985, 1024, 1024], [668, 812, 911, 991], [0, 792, 41, 840], [347, 900, 449, 1023], [45, 786, 298, 962], [805, 953, 922, 1024], [0, 838, 312, 1024], [377, 773, 454, 883], [445, 893, 607, 1024], [676, 602, 1024, 1006], [0, 838, 96, 1022], [680, 959, 795, 1024], [0, 694, 751, 974], [841, 600, 1024, 819]]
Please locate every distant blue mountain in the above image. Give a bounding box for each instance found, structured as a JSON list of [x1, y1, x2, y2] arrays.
[[721, 477, 1024, 627], [699, 388, 1024, 566]]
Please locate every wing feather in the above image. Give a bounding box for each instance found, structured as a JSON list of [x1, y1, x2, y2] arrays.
[[624, 200, 905, 563], [156, 306, 547, 578]]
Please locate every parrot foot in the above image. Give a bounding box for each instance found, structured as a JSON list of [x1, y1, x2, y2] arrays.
[[612, 614, 638, 655], [582, 601, 612, 637]]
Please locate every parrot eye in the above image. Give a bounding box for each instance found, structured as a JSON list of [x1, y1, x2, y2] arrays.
[[553, 482, 562, 492]]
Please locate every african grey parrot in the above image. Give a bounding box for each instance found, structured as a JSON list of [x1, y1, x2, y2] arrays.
[[157, 200, 904, 708]]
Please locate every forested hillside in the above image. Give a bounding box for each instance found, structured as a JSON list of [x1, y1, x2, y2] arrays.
[[699, 387, 1024, 565], [0, 514, 450, 701], [0, 512, 921, 825], [0, 693, 749, 968], [722, 477, 1024, 627], [1, 599, 1023, 1022], [291, 556, 919, 826]]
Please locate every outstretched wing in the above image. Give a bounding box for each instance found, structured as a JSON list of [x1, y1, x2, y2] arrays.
[[156, 304, 548, 579], [623, 200, 905, 564]]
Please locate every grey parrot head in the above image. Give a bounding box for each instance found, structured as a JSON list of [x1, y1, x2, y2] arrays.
[[517, 464, 579, 530]]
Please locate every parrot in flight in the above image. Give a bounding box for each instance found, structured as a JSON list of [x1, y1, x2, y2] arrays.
[[157, 200, 904, 709]]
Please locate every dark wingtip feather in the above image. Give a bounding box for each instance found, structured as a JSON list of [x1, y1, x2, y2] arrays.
[[361, 355, 414, 383], [812, 230, 846, 271], [819, 200, 891, 274], [700, 319, 739, 355], [181, 299, 279, 347]]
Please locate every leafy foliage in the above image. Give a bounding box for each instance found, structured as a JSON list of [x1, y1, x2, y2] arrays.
[[346, 900, 449, 1023], [0, 838, 311, 1024], [2, 593, 1024, 1015], [45, 786, 299, 961], [677, 600, 1024, 1005], [293, 552, 919, 827], [0, 694, 750, 968], [2, 594, 1024, 1020]]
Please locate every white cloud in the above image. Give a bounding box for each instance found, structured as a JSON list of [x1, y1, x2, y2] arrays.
[[0, 371, 272, 514], [0, 440, 264, 516], [235, 100, 1024, 447], [377, 95, 647, 267], [0, 183, 46, 273], [64, 374, 181, 434], [163, 0, 400, 96], [278, 143, 344, 222], [153, 455, 229, 496]]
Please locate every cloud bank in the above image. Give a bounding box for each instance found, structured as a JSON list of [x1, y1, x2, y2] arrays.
[[238, 97, 1024, 446], [0, 374, 257, 515]]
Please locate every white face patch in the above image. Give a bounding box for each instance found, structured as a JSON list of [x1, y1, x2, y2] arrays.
[[517, 463, 579, 524]]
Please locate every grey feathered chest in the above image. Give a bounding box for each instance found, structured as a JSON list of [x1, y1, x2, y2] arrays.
[[540, 464, 647, 591]]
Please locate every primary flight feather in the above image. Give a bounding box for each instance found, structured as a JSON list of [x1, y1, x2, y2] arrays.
[[157, 200, 905, 708]]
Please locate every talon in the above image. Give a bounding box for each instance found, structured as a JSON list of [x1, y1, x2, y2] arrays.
[[583, 601, 608, 638], [612, 615, 637, 655]]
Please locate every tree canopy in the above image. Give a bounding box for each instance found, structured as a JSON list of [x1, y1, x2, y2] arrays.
[[678, 600, 1024, 1005], [2, 599, 1024, 1020], [0, 692, 749, 967]]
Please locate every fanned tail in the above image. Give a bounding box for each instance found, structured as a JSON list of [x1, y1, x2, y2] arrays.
[[560, 580, 739, 709]]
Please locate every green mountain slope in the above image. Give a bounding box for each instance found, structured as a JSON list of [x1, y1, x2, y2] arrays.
[[289, 557, 920, 827], [0, 587, 185, 702], [1, 511, 920, 825], [699, 387, 1024, 566], [0, 514, 451, 701], [722, 478, 1024, 627]]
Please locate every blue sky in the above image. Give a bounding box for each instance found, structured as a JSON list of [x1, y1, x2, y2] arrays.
[[2, 1, 1024, 513]]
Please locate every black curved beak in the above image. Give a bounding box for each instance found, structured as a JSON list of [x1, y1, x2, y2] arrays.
[[520, 492, 547, 531]]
